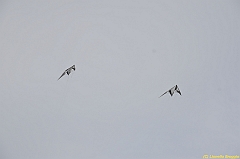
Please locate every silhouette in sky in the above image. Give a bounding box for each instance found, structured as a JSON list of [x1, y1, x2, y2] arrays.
[[58, 65, 75, 80], [159, 85, 181, 98]]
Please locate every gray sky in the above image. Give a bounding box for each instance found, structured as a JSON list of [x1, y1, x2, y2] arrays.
[[1, 1, 240, 159]]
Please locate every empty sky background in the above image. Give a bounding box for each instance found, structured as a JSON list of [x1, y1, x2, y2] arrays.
[[0, 1, 240, 159]]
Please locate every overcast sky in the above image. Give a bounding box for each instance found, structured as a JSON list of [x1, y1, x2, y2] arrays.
[[1, 1, 240, 159]]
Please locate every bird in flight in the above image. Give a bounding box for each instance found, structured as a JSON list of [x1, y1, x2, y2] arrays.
[[58, 65, 76, 80], [159, 85, 181, 98]]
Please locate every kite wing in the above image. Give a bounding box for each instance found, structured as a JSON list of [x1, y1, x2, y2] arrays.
[[175, 86, 181, 95], [158, 91, 168, 98], [176, 90, 181, 95], [72, 65, 75, 70], [58, 71, 66, 80]]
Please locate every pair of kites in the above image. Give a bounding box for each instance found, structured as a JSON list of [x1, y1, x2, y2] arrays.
[[58, 65, 182, 98]]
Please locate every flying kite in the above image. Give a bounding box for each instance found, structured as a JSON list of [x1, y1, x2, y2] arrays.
[[159, 85, 181, 98], [58, 65, 76, 80]]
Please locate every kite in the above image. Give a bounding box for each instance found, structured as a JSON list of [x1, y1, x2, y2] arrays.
[[58, 65, 76, 80], [159, 85, 181, 98]]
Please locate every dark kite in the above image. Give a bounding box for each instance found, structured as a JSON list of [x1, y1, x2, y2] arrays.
[[58, 65, 76, 80], [159, 85, 181, 98]]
